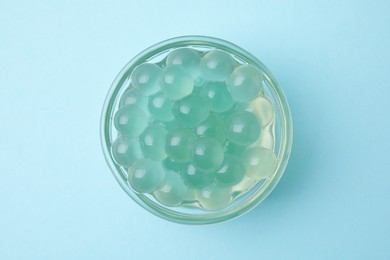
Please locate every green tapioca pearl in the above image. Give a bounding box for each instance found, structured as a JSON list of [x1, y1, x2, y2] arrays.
[[226, 64, 263, 102], [191, 137, 224, 173], [154, 170, 188, 207], [114, 105, 148, 137], [243, 147, 278, 180], [148, 92, 174, 121], [139, 124, 167, 161], [195, 113, 226, 144], [111, 135, 142, 168], [172, 95, 210, 128], [131, 63, 161, 96], [128, 159, 165, 193], [199, 82, 234, 113], [182, 164, 214, 188], [215, 154, 246, 187], [161, 64, 194, 100], [200, 50, 236, 81], [166, 48, 200, 79], [196, 184, 231, 211], [165, 127, 196, 163], [224, 111, 261, 146], [119, 87, 148, 113]]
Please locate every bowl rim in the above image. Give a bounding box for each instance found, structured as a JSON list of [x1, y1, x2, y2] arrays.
[[100, 35, 293, 225]]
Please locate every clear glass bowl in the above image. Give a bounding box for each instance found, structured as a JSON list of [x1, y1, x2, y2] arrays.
[[100, 36, 293, 224]]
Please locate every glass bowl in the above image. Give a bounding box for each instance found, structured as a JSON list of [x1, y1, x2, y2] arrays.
[[100, 36, 293, 224]]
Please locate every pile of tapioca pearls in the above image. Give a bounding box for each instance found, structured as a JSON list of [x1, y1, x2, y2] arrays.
[[111, 47, 278, 211]]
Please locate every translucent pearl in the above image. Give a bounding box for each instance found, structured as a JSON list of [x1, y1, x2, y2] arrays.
[[224, 111, 261, 146], [131, 63, 161, 96], [195, 113, 226, 144], [200, 50, 236, 81], [199, 82, 234, 113], [172, 95, 210, 128], [182, 163, 214, 188], [148, 92, 174, 121], [197, 184, 231, 211], [165, 127, 196, 163], [215, 154, 246, 187], [128, 159, 165, 193], [247, 96, 275, 126], [154, 170, 188, 206], [114, 105, 148, 137], [226, 64, 263, 102], [166, 48, 200, 79], [111, 135, 142, 168], [161, 64, 194, 100], [119, 87, 148, 113], [191, 137, 224, 173], [139, 124, 167, 161], [242, 147, 278, 180]]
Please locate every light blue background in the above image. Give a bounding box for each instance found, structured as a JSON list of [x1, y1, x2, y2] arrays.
[[1, 0, 389, 259]]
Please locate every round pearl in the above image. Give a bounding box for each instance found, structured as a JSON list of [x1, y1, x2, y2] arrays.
[[166, 48, 200, 79], [226, 64, 263, 102], [172, 95, 210, 128], [119, 87, 148, 113], [199, 82, 234, 113], [195, 113, 226, 144], [197, 184, 231, 211], [215, 154, 246, 187], [128, 159, 165, 193], [139, 124, 167, 161], [131, 63, 161, 96], [200, 50, 236, 81], [114, 105, 148, 137], [148, 92, 174, 121], [191, 137, 224, 173], [182, 163, 214, 188], [242, 147, 278, 180], [161, 64, 194, 100], [111, 135, 142, 168], [165, 127, 196, 163], [154, 170, 188, 207], [224, 111, 261, 146]]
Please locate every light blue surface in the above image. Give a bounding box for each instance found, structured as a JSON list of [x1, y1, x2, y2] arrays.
[[1, 0, 389, 259]]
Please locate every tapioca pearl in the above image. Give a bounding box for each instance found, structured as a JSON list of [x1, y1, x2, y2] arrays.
[[114, 105, 148, 137], [161, 64, 194, 100], [182, 163, 214, 189], [111, 135, 142, 168], [154, 170, 188, 207], [243, 147, 278, 180], [224, 111, 261, 146], [191, 137, 224, 173], [127, 159, 165, 193], [247, 96, 275, 126], [172, 95, 210, 128], [200, 50, 236, 81], [165, 127, 196, 163], [148, 92, 174, 121], [166, 48, 200, 79], [195, 113, 226, 144], [226, 64, 263, 102], [199, 82, 234, 113], [158, 120, 178, 132], [196, 184, 231, 211], [162, 157, 185, 174], [131, 63, 161, 96], [215, 154, 246, 187], [119, 87, 148, 112], [139, 124, 167, 161]]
